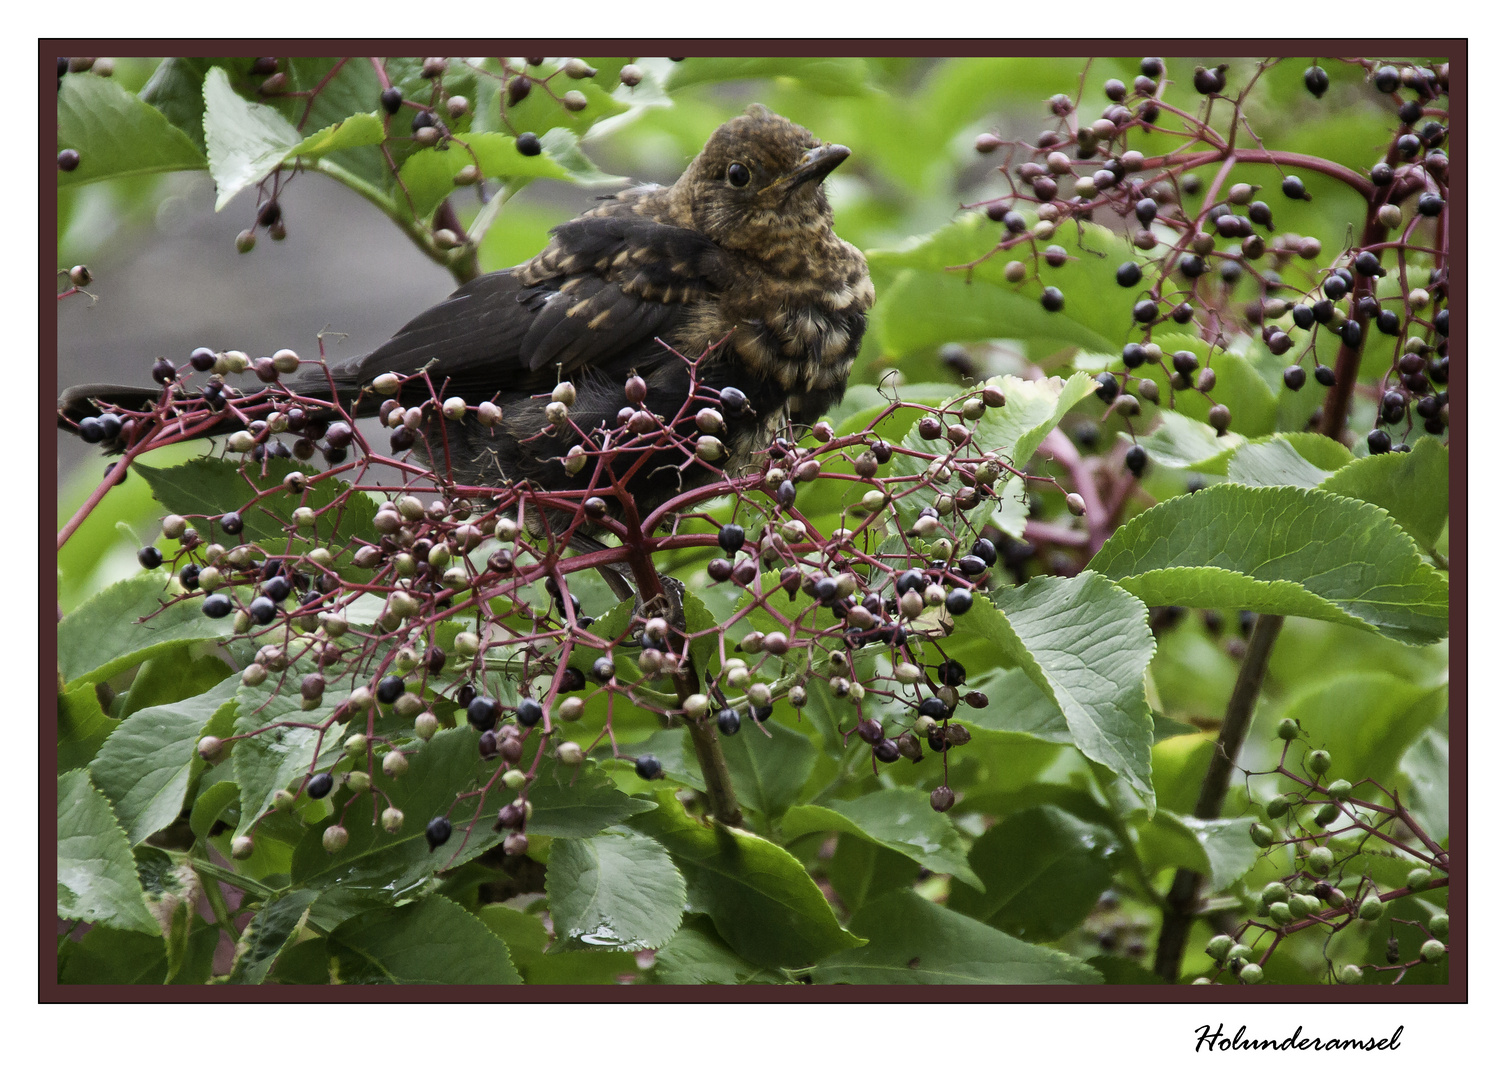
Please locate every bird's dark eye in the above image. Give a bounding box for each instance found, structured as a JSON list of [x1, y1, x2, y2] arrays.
[[726, 162, 751, 187]]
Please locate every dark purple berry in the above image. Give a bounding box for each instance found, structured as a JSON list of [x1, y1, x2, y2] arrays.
[[516, 698, 543, 727], [468, 695, 498, 731], [1116, 262, 1142, 287], [425, 816, 453, 850], [137, 545, 163, 569], [1367, 429, 1392, 455], [201, 594, 232, 619], [1281, 175, 1308, 200], [1283, 365, 1307, 391], [1040, 287, 1064, 312], [307, 772, 334, 799], [1125, 444, 1148, 476], [516, 132, 542, 156], [716, 708, 742, 736], [873, 739, 900, 763], [377, 675, 404, 703], [634, 754, 663, 780], [219, 511, 244, 535], [1304, 66, 1329, 97]]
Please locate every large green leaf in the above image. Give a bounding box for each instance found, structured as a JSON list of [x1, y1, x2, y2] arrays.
[[476, 905, 638, 984], [782, 788, 983, 889], [1135, 813, 1260, 892], [718, 719, 819, 825], [1137, 409, 1243, 471], [328, 894, 520, 984], [1256, 673, 1447, 788], [631, 790, 860, 969], [57, 771, 160, 936], [1088, 485, 1450, 646], [811, 888, 1100, 984], [1398, 728, 1448, 841], [228, 889, 316, 985], [526, 756, 656, 838], [397, 132, 576, 219], [58, 682, 117, 774], [546, 828, 685, 951], [286, 725, 516, 902], [58, 573, 228, 690], [202, 66, 303, 209], [135, 456, 379, 552], [974, 372, 1097, 466], [949, 806, 1120, 941], [964, 575, 1157, 799], [1321, 437, 1449, 551], [649, 914, 792, 984], [57, 72, 206, 187], [91, 675, 240, 845]]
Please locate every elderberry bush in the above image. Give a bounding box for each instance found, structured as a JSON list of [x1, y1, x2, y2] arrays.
[[57, 55, 1448, 988]]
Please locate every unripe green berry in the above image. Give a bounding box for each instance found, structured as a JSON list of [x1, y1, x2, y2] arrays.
[[1314, 802, 1340, 827], [495, 517, 519, 541], [1238, 962, 1264, 984], [1338, 964, 1364, 984], [1407, 867, 1432, 889], [345, 733, 367, 756], [558, 696, 585, 722], [230, 835, 255, 860], [1261, 881, 1290, 905], [381, 807, 404, 834], [557, 741, 585, 765], [1429, 913, 1449, 939], [347, 686, 374, 711], [382, 750, 408, 777], [1250, 822, 1275, 846], [197, 735, 225, 760], [503, 769, 527, 790], [1306, 748, 1331, 776], [1205, 934, 1234, 961], [1265, 796, 1290, 819], [1420, 939, 1446, 963], [1227, 943, 1253, 965], [455, 631, 480, 657], [322, 824, 349, 853], [1326, 779, 1352, 801], [272, 789, 297, 812], [1268, 901, 1293, 925], [747, 683, 772, 707], [1306, 846, 1335, 874], [414, 712, 440, 740], [1276, 717, 1300, 740], [345, 770, 371, 794], [1359, 895, 1384, 920]]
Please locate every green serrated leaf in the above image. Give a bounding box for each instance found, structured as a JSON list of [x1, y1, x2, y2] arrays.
[[397, 132, 575, 219], [782, 788, 982, 889], [547, 828, 685, 951], [286, 112, 386, 159], [228, 889, 316, 985], [1398, 728, 1448, 841], [961, 575, 1156, 799], [1321, 437, 1448, 550], [1087, 485, 1449, 646], [91, 674, 240, 845], [1227, 435, 1342, 487], [527, 756, 657, 838], [631, 789, 860, 968], [58, 72, 206, 187], [1137, 409, 1243, 471], [812, 888, 1100, 985], [329, 894, 520, 984], [1136, 813, 1260, 892], [190, 779, 241, 840], [58, 771, 160, 936], [649, 914, 792, 984], [202, 66, 303, 210], [58, 682, 118, 774], [58, 573, 227, 690], [949, 806, 1121, 940], [720, 720, 819, 825]]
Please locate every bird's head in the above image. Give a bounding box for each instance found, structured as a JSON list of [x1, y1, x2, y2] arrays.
[[673, 105, 851, 263]]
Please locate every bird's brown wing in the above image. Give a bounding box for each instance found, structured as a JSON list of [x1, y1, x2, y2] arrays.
[[327, 215, 728, 409]]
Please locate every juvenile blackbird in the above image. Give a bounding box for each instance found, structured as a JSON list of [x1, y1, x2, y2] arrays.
[[59, 105, 873, 529]]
